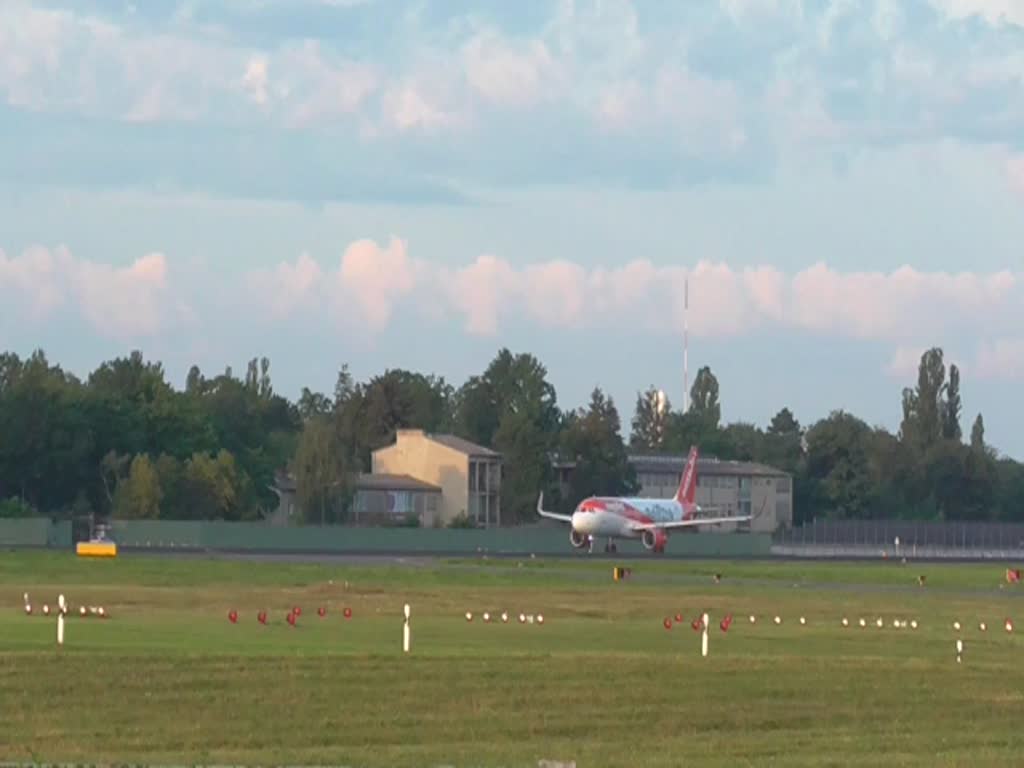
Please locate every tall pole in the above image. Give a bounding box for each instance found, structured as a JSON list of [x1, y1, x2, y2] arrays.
[[683, 277, 689, 414]]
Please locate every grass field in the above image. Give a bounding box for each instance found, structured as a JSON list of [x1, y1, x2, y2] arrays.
[[3, 551, 1024, 767]]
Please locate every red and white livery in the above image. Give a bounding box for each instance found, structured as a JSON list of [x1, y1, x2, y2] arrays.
[[537, 445, 752, 554]]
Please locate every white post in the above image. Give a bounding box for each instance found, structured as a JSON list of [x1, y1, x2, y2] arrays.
[[57, 594, 66, 647], [701, 612, 709, 658], [956, 639, 963, 664], [403, 603, 410, 654]]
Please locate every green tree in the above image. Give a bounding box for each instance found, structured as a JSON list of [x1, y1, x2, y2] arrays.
[[293, 416, 355, 524], [180, 450, 253, 521], [764, 407, 803, 473], [899, 347, 947, 450], [721, 422, 763, 461], [112, 454, 163, 519], [804, 411, 877, 519], [689, 366, 721, 427], [970, 414, 986, 452], [559, 388, 637, 509], [942, 364, 962, 441], [493, 409, 551, 525], [630, 386, 670, 451]]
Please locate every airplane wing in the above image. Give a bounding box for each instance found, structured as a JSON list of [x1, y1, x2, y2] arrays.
[[536, 492, 573, 523], [626, 515, 752, 531]]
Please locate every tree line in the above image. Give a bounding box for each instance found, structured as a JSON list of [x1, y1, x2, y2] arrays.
[[0, 346, 1021, 527]]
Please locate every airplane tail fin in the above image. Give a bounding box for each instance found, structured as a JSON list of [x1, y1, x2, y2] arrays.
[[675, 445, 698, 507]]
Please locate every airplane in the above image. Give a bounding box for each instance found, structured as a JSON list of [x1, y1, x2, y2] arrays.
[[536, 445, 754, 554]]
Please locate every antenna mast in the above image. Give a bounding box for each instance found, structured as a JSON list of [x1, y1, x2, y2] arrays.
[[683, 276, 689, 414]]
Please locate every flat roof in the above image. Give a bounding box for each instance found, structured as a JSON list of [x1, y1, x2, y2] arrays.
[[629, 453, 789, 477], [356, 473, 442, 492], [427, 433, 501, 458], [550, 453, 789, 477]]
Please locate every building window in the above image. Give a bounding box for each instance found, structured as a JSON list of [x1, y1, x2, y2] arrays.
[[776, 476, 791, 493]]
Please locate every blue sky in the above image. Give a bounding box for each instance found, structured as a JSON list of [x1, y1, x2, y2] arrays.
[[2, 0, 1024, 458]]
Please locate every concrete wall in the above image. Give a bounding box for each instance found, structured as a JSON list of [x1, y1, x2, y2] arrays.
[[372, 430, 469, 525]]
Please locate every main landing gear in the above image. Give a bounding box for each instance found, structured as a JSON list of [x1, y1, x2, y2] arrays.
[[584, 536, 617, 554]]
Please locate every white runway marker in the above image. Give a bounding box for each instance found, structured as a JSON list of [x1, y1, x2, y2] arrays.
[[402, 603, 410, 654], [701, 612, 709, 658], [57, 594, 66, 647]]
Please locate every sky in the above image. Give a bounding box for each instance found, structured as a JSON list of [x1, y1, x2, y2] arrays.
[[1, 0, 1023, 459]]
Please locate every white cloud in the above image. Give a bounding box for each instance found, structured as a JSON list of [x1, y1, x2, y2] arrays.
[[1008, 153, 1024, 195], [251, 243, 1022, 365], [461, 29, 562, 109], [0, 3, 378, 126], [242, 55, 269, 105], [334, 236, 420, 332], [719, 0, 805, 23], [885, 346, 929, 378], [975, 339, 1024, 380], [930, 0, 1024, 27], [245, 251, 323, 320], [0, 245, 180, 338]]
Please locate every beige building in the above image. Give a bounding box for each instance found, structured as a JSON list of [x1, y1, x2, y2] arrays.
[[551, 453, 793, 533], [372, 429, 502, 527], [350, 473, 442, 526]]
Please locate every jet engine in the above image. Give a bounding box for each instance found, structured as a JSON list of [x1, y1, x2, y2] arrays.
[[641, 528, 668, 553], [570, 529, 589, 549]]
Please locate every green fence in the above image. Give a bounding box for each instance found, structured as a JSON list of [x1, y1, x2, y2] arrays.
[[0, 518, 72, 548], [0, 517, 772, 558], [107, 520, 773, 557]]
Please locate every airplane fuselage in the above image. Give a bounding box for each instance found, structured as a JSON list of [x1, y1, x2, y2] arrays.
[[571, 497, 692, 539]]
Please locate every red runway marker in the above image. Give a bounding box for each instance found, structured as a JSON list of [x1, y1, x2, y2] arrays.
[[228, 610, 238, 624]]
